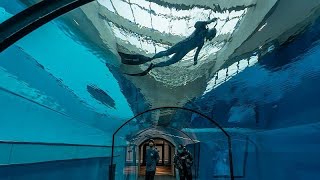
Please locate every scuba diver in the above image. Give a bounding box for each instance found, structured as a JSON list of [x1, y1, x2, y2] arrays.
[[122, 18, 218, 76], [174, 144, 194, 180]]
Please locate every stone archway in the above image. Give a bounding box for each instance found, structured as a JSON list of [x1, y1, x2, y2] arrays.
[[138, 138, 175, 177]]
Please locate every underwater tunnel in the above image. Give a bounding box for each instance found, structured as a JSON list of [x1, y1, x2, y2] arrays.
[[1, 0, 320, 179]]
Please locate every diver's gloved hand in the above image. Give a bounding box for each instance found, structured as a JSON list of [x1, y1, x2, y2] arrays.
[[208, 18, 218, 24], [193, 61, 198, 65]]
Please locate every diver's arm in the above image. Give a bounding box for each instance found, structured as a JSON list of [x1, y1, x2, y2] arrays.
[[207, 18, 218, 24], [194, 18, 218, 29], [194, 44, 203, 65], [200, 18, 218, 26]]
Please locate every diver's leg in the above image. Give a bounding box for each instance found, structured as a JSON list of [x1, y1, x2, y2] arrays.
[[152, 49, 175, 59], [186, 169, 192, 180], [124, 50, 188, 76], [153, 50, 188, 68], [151, 43, 182, 59]]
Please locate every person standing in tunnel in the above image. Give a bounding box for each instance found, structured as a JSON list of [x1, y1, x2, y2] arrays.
[[174, 144, 194, 180], [122, 18, 218, 76], [145, 139, 160, 180]]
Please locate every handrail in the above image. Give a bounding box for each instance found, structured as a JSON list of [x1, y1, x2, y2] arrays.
[[0, 140, 110, 148], [0, 156, 113, 167]]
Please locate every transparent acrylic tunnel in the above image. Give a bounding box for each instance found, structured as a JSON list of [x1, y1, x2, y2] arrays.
[[1, 0, 320, 180], [112, 107, 256, 180]]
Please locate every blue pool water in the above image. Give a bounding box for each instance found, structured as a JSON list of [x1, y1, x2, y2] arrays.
[[1, 0, 320, 180]]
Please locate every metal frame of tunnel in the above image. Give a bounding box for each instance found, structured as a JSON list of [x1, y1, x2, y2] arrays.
[[110, 107, 235, 180], [131, 126, 197, 144], [0, 0, 94, 52]]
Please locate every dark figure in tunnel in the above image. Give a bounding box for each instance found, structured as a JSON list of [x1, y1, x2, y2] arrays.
[[123, 18, 218, 76], [174, 144, 194, 180], [145, 139, 159, 180]]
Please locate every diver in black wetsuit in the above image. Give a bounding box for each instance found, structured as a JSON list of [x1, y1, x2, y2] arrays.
[[123, 18, 218, 76], [174, 145, 193, 180]]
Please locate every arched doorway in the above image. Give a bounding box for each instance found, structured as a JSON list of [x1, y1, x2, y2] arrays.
[[138, 138, 175, 177], [125, 126, 198, 179]]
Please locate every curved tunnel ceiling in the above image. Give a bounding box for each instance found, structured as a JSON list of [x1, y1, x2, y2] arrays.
[[1, 0, 319, 137], [77, 0, 282, 110], [97, 0, 248, 86]]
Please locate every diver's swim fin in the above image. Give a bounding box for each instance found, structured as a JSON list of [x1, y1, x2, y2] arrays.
[[119, 52, 152, 65], [121, 58, 150, 65], [124, 63, 154, 76]]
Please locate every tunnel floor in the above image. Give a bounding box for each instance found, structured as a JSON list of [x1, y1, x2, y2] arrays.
[[138, 166, 175, 179], [139, 166, 173, 176], [138, 176, 175, 180]]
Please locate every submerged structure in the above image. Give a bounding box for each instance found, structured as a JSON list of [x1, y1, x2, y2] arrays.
[[1, 0, 320, 179]]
